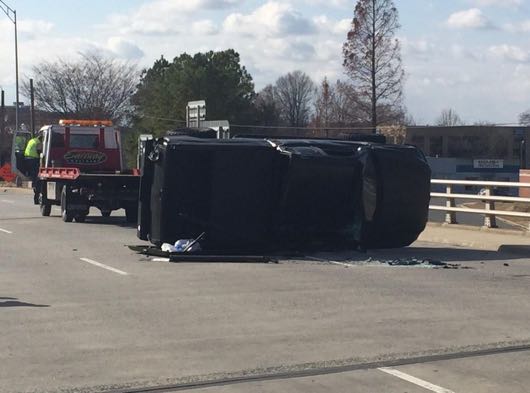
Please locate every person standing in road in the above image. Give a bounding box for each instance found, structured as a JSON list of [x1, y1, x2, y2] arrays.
[[24, 133, 42, 185]]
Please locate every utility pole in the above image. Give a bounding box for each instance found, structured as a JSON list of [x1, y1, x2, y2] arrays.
[[0, 0, 19, 133], [30, 79, 35, 136], [0, 90, 5, 165]]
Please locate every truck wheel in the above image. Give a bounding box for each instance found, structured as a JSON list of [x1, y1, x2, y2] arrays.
[[74, 214, 86, 223], [125, 205, 138, 223], [39, 194, 52, 217], [40, 202, 51, 217], [101, 210, 111, 217], [60, 187, 74, 223]]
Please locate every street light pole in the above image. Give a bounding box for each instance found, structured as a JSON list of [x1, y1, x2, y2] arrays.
[[0, 0, 19, 133], [14, 9, 19, 133]]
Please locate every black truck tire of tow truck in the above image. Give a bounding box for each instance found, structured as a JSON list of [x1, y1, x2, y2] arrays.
[[60, 186, 74, 223], [39, 192, 51, 216], [40, 201, 51, 216], [125, 203, 138, 224], [74, 214, 87, 223]]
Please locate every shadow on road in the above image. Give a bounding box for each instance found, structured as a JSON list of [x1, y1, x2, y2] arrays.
[[80, 216, 136, 228], [0, 298, 49, 308], [313, 246, 528, 264], [38, 214, 136, 228], [369, 246, 528, 262]]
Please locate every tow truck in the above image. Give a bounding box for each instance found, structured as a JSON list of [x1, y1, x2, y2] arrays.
[[13, 120, 140, 223]]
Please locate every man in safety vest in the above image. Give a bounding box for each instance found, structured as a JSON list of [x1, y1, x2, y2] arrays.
[[24, 134, 42, 184]]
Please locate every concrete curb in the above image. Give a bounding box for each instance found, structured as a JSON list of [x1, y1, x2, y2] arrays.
[[420, 222, 530, 255], [426, 222, 530, 237], [0, 187, 33, 194]]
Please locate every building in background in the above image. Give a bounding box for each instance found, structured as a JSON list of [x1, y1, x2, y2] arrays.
[[0, 104, 63, 165], [406, 126, 530, 192]]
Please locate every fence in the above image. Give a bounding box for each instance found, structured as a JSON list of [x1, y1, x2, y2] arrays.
[[430, 179, 530, 230]]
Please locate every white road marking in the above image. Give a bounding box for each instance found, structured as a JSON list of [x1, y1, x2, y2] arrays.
[[0, 199, 14, 204], [0, 227, 13, 234], [152, 258, 170, 262], [79, 258, 128, 276], [378, 367, 455, 393]]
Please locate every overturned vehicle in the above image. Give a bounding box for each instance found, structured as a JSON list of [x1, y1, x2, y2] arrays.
[[136, 132, 431, 253]]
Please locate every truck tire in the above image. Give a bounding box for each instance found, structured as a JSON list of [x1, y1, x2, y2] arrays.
[[74, 214, 86, 223], [125, 204, 138, 223], [61, 187, 74, 223], [40, 202, 51, 217], [39, 194, 52, 216]]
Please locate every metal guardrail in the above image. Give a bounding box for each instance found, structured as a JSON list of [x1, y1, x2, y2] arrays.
[[430, 179, 530, 230]]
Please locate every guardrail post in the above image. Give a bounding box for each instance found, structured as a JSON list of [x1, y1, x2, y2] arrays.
[[483, 187, 498, 228], [445, 185, 457, 224]]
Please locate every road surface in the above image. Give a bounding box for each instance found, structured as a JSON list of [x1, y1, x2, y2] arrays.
[[1, 189, 530, 393]]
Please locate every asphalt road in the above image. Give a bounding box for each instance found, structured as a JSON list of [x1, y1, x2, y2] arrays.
[[1, 189, 530, 393]]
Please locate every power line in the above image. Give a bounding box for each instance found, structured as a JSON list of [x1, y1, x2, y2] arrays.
[[142, 115, 186, 123]]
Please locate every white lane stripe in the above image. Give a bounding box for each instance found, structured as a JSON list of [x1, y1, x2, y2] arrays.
[[0, 228, 13, 234], [79, 258, 128, 276], [378, 368, 455, 393], [0, 199, 14, 204], [152, 258, 170, 262]]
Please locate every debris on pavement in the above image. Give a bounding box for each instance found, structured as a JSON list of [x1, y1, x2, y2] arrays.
[[128, 244, 274, 264], [302, 254, 472, 269], [385, 257, 468, 269]]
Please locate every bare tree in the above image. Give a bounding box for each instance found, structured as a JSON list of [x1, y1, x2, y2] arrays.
[[343, 0, 404, 130], [473, 120, 495, 126], [274, 71, 316, 127], [436, 108, 463, 127], [23, 52, 138, 124], [255, 84, 280, 126], [314, 78, 334, 128], [519, 110, 530, 126], [333, 80, 366, 126]]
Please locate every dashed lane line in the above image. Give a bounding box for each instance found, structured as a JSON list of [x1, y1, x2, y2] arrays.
[[0, 199, 15, 204], [79, 258, 129, 276], [378, 367, 455, 393], [0, 227, 13, 234], [152, 258, 170, 262]]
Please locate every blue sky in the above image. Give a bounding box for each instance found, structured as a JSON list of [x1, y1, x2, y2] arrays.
[[1, 0, 530, 124]]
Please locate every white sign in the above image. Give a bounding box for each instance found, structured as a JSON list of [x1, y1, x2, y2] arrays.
[[187, 100, 206, 123], [473, 159, 504, 169]]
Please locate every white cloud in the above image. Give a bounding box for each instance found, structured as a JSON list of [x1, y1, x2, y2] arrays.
[[489, 44, 530, 62], [401, 37, 435, 60], [0, 18, 54, 40], [192, 20, 219, 35], [470, 0, 522, 7], [504, 20, 530, 33], [105, 0, 241, 35], [223, 2, 316, 37], [313, 15, 351, 35], [447, 8, 493, 29], [107, 37, 144, 59], [303, 0, 350, 7]]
